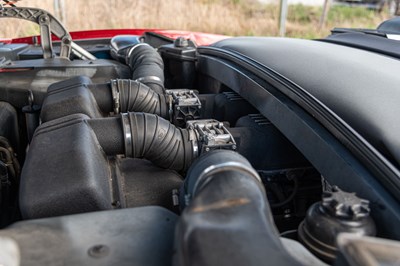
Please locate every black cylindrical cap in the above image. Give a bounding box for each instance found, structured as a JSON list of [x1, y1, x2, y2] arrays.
[[298, 186, 376, 262]]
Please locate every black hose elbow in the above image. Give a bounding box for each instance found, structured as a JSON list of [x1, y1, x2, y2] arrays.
[[120, 112, 194, 172], [89, 115, 237, 173], [88, 112, 194, 172], [126, 44, 165, 94], [110, 79, 168, 118]]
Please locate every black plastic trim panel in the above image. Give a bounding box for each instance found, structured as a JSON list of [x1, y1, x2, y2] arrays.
[[196, 48, 400, 239]]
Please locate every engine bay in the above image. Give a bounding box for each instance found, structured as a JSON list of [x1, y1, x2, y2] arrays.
[[0, 6, 391, 266], [0, 32, 319, 217]]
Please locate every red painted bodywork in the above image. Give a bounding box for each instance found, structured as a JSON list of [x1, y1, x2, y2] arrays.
[[0, 29, 229, 46]]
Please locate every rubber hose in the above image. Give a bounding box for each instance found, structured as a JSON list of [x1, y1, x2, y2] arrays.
[[88, 80, 168, 118], [88, 112, 194, 172], [115, 79, 168, 117], [122, 112, 193, 172], [126, 44, 165, 94]]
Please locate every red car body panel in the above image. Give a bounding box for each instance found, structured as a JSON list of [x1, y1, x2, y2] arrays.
[[0, 29, 229, 46]]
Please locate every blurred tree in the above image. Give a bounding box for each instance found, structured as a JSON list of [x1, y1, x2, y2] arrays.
[[395, 0, 400, 15], [53, 0, 66, 24]]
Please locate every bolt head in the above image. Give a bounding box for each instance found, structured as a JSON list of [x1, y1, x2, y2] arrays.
[[174, 37, 189, 47], [40, 16, 49, 23]]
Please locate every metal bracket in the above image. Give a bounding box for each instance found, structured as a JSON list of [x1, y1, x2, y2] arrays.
[[0, 7, 72, 59], [187, 119, 236, 154]]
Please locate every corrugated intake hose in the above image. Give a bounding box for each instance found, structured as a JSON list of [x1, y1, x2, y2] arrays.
[[117, 80, 167, 115], [41, 77, 170, 122], [121, 112, 194, 172], [88, 112, 194, 172], [175, 150, 302, 266], [89, 79, 168, 117], [126, 43, 165, 94]]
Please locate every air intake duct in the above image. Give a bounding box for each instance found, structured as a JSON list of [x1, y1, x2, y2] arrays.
[[126, 43, 165, 94], [41, 77, 169, 122], [110, 37, 165, 94], [41, 77, 201, 127], [20, 113, 192, 219], [92, 79, 168, 117], [175, 150, 302, 266], [88, 115, 236, 172], [86, 113, 192, 172]]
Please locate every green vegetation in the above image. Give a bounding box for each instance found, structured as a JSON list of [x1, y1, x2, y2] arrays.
[[329, 5, 377, 21], [288, 4, 378, 24], [284, 4, 385, 38], [289, 4, 318, 23], [0, 0, 391, 39]]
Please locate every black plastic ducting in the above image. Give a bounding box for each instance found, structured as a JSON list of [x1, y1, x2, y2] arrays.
[[0, 207, 178, 265], [20, 114, 112, 219], [126, 43, 165, 94], [40, 76, 102, 122], [176, 150, 302, 266], [41, 77, 168, 122], [0, 58, 131, 108], [41, 41, 166, 122], [20, 113, 186, 219]]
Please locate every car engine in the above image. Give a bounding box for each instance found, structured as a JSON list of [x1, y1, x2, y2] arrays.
[[0, 6, 386, 266]]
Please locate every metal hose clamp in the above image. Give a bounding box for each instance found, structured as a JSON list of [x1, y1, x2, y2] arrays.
[[135, 76, 163, 84], [192, 161, 262, 197], [187, 126, 199, 159], [110, 79, 120, 114], [125, 43, 150, 63], [121, 113, 133, 158]]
